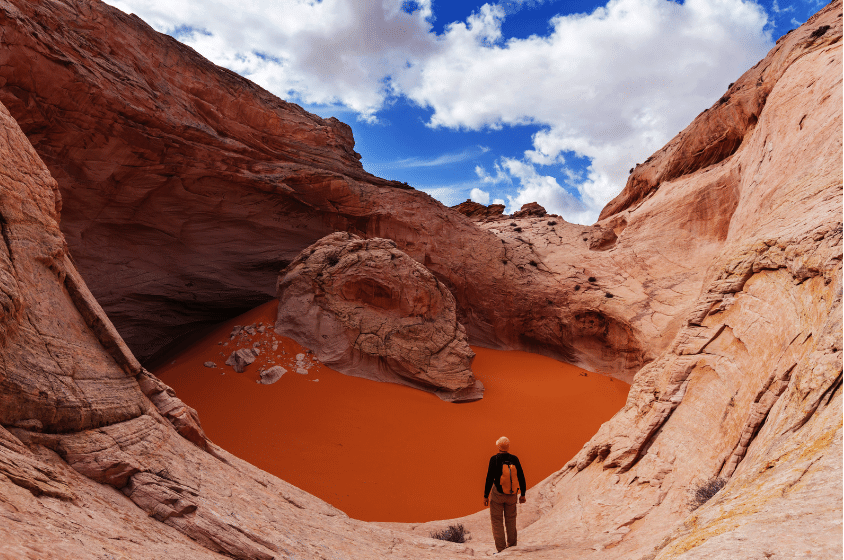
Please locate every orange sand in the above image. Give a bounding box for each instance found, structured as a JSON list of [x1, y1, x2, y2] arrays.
[[155, 300, 629, 523]]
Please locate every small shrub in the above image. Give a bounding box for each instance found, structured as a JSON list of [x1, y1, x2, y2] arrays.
[[430, 524, 466, 543], [547, 220, 557, 226], [605, 292, 614, 298], [514, 227, 522, 232], [690, 477, 727, 510], [588, 276, 597, 282], [810, 25, 830, 39]]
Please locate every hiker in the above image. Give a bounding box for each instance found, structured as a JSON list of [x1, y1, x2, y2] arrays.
[[483, 436, 527, 552]]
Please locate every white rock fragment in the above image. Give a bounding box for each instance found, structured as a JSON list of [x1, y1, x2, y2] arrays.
[[203, 361, 216, 368], [225, 348, 256, 373], [259, 366, 287, 385]]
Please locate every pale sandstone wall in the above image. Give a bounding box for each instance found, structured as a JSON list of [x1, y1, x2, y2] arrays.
[[0, 1, 839, 559], [394, 4, 842, 557]]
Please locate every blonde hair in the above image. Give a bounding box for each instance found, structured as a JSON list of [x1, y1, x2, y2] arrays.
[[496, 436, 510, 452]]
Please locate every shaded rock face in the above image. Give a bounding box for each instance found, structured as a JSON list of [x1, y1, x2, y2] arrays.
[[276, 233, 481, 401], [0, 3, 840, 559], [0, 0, 649, 382], [0, 97, 476, 560], [451, 199, 507, 220], [511, 202, 547, 218]]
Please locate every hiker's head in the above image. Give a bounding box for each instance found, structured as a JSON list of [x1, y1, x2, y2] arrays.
[[496, 436, 510, 452]]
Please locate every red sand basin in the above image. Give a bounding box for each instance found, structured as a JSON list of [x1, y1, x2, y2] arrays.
[[155, 300, 629, 523]]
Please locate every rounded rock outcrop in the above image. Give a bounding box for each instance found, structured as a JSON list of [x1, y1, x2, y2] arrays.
[[275, 232, 482, 401]]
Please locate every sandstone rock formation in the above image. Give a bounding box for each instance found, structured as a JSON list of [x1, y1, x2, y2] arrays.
[[0, 1, 840, 559], [0, 82, 481, 560], [226, 348, 257, 373], [0, 0, 684, 383], [396, 5, 843, 558], [450, 199, 506, 220], [276, 232, 481, 401], [259, 366, 287, 384], [511, 202, 548, 218]]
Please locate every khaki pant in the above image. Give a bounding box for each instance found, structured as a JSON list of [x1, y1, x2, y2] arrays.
[[489, 486, 518, 552]]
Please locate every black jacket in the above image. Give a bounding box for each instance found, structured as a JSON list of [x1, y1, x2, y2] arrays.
[[484, 452, 526, 498]]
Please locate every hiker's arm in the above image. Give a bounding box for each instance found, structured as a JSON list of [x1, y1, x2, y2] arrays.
[[515, 457, 527, 498], [483, 456, 495, 500]]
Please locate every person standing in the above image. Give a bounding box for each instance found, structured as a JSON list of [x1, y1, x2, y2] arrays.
[[483, 436, 527, 552]]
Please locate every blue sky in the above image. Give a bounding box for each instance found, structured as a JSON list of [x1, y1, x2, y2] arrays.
[[108, 0, 826, 224]]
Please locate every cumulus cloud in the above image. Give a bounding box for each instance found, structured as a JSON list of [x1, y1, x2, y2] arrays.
[[108, 0, 438, 119], [107, 0, 772, 223], [373, 146, 489, 170], [400, 0, 771, 221], [470, 187, 491, 204]]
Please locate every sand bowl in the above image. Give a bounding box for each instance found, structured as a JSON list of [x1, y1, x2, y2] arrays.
[[155, 300, 629, 522]]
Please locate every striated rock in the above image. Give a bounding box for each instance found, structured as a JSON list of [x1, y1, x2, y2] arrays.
[[511, 202, 547, 218], [450, 199, 507, 220], [0, 0, 655, 382], [0, 87, 473, 560], [276, 233, 481, 400], [225, 349, 257, 373], [259, 366, 287, 385], [0, 2, 839, 559]]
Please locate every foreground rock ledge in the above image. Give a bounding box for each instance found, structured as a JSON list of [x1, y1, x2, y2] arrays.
[[276, 232, 483, 402]]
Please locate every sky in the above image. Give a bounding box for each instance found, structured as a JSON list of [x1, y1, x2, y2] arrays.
[[107, 0, 826, 225]]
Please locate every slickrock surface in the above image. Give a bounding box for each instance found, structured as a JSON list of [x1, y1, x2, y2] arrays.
[[395, 5, 843, 558], [0, 0, 692, 383], [0, 1, 839, 559], [276, 233, 481, 401], [451, 199, 507, 220], [0, 89, 479, 560]]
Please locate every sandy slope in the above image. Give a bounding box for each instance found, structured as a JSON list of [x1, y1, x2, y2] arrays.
[[155, 300, 629, 522]]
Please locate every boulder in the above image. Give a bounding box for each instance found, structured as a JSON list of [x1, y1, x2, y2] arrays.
[[276, 233, 481, 400], [511, 202, 547, 218], [258, 366, 287, 385], [450, 199, 506, 220], [225, 349, 256, 373]]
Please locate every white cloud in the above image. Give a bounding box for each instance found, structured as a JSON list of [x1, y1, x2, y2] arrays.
[[107, 0, 772, 221], [399, 0, 771, 220], [470, 187, 491, 204], [371, 146, 489, 170], [498, 158, 596, 223], [475, 163, 511, 185], [107, 0, 438, 120]]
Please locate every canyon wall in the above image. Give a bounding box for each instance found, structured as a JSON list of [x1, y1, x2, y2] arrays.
[[0, 0, 752, 382], [0, 95, 479, 560], [0, 0, 839, 558], [401, 5, 842, 558]]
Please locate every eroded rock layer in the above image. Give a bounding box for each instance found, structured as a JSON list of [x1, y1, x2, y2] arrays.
[[275, 233, 481, 401], [398, 5, 842, 558], [0, 0, 839, 559], [0, 0, 682, 382], [0, 93, 478, 560]]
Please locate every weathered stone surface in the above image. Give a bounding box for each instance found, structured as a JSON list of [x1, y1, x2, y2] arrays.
[[276, 233, 480, 400], [0, 2, 840, 559], [258, 366, 287, 384], [450, 199, 507, 220], [226, 348, 257, 373], [0, 0, 657, 382], [0, 89, 479, 560], [511, 202, 547, 218]]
